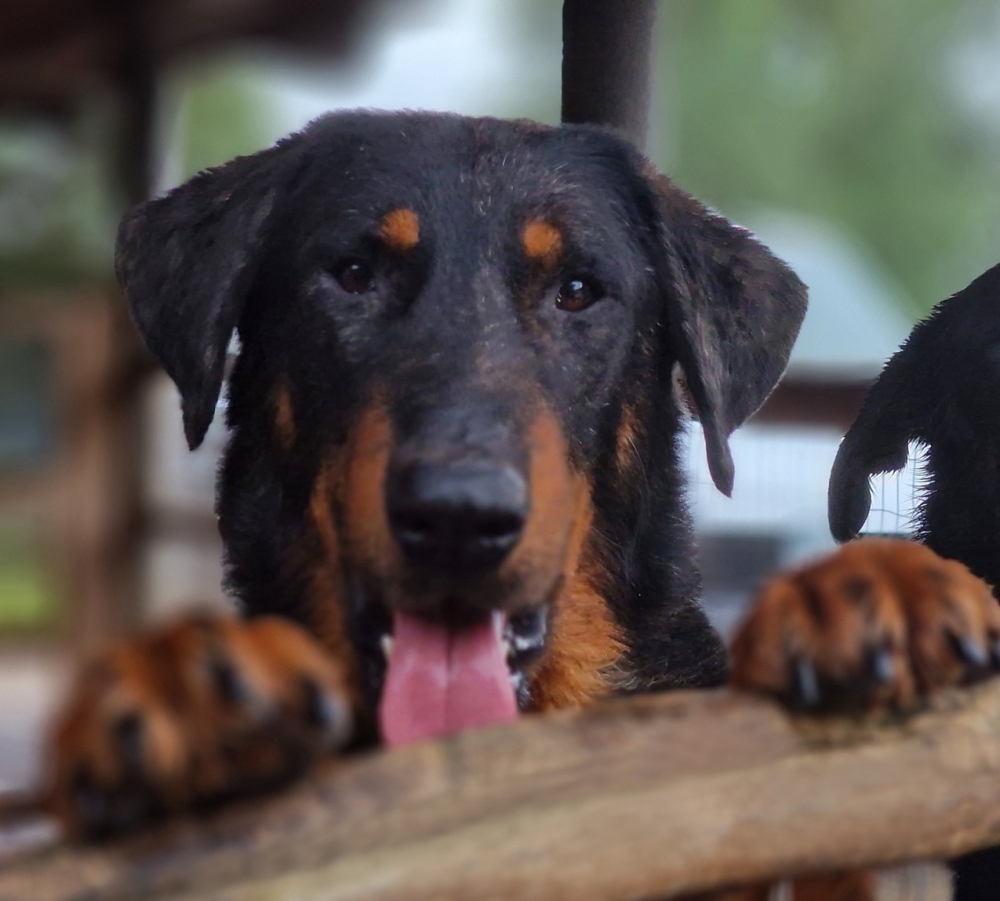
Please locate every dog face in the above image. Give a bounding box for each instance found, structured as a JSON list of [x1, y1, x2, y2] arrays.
[[118, 111, 805, 743]]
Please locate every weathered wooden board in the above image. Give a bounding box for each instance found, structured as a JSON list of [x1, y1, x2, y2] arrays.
[[3, 681, 1000, 901]]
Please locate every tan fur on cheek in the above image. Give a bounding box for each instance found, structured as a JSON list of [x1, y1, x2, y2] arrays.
[[511, 408, 623, 710], [304, 454, 361, 709], [342, 401, 398, 571], [271, 379, 297, 452], [613, 401, 643, 482], [530, 490, 624, 711], [497, 408, 578, 605]]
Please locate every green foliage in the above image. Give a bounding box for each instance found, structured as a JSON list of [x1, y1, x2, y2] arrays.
[[171, 61, 279, 180], [515, 0, 1000, 315], [0, 118, 117, 289], [662, 0, 1000, 316], [0, 62, 276, 291], [0, 525, 56, 631], [2, 0, 999, 317]]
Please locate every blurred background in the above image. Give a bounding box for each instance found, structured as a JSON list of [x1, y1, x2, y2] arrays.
[[1, 0, 999, 796]]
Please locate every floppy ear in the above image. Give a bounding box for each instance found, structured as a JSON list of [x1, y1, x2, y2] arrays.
[[826, 304, 945, 542], [828, 262, 1000, 542], [827, 355, 914, 542], [649, 176, 808, 495], [116, 144, 292, 449]]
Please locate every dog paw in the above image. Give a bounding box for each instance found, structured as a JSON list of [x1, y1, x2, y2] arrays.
[[48, 615, 352, 838], [730, 538, 1000, 711]]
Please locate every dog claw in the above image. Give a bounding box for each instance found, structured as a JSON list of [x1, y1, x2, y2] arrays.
[[868, 646, 895, 686], [210, 656, 250, 706], [302, 678, 352, 748], [950, 633, 989, 668], [72, 771, 108, 833], [112, 712, 145, 775], [793, 658, 820, 707]]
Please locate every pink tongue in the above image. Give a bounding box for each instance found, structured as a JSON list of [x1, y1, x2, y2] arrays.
[[379, 610, 518, 746]]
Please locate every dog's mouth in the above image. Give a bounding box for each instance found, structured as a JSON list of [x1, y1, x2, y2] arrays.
[[352, 589, 548, 746]]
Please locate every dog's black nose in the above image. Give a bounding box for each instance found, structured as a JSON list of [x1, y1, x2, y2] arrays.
[[387, 461, 528, 574]]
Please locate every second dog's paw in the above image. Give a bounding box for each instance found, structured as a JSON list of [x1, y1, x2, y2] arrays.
[[730, 538, 1000, 711], [49, 615, 352, 838]]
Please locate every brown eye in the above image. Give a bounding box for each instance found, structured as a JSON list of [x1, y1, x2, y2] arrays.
[[556, 276, 602, 312], [332, 259, 375, 294]]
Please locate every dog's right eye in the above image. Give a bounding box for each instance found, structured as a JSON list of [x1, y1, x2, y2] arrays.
[[556, 276, 602, 312], [331, 259, 376, 295]]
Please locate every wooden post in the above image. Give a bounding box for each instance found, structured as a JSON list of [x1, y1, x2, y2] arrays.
[[4, 681, 1000, 901], [101, 9, 161, 637]]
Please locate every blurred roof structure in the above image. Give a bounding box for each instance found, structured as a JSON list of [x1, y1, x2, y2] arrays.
[[0, 0, 394, 116], [750, 211, 913, 382], [0, 0, 656, 202]]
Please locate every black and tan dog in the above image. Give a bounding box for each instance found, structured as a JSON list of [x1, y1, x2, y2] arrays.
[[47, 112, 1000, 897]]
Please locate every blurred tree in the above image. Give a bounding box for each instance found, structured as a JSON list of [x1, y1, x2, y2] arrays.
[[0, 60, 276, 290], [661, 0, 1000, 317], [170, 60, 279, 182], [0, 115, 118, 289], [518, 0, 1000, 317], [4, 0, 1000, 318]]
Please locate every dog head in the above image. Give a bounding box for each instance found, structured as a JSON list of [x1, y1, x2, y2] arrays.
[[118, 111, 805, 743]]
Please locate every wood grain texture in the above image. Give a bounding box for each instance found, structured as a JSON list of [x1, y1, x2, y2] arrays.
[[4, 681, 1000, 901]]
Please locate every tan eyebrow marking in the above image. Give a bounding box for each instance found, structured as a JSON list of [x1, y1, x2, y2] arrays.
[[522, 219, 563, 266], [378, 208, 420, 252]]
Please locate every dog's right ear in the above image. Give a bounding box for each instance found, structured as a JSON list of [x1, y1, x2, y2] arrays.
[[116, 144, 292, 449], [645, 173, 807, 496]]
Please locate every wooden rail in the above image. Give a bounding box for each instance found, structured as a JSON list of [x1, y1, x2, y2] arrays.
[[4, 680, 1000, 901]]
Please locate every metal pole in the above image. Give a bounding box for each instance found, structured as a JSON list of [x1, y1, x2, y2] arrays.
[[561, 0, 657, 147]]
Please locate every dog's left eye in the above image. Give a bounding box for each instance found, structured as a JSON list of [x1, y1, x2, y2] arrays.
[[555, 276, 603, 312], [332, 259, 376, 295]]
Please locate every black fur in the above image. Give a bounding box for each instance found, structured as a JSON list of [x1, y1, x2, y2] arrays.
[[829, 261, 1000, 901], [117, 110, 806, 706], [830, 261, 1000, 584]]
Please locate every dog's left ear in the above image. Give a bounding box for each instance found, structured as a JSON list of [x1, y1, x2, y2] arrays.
[[116, 143, 294, 450], [648, 175, 807, 495]]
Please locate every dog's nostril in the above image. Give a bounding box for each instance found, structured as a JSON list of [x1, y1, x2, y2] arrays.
[[392, 513, 439, 540], [472, 512, 525, 540], [394, 510, 523, 542], [387, 461, 528, 573]]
